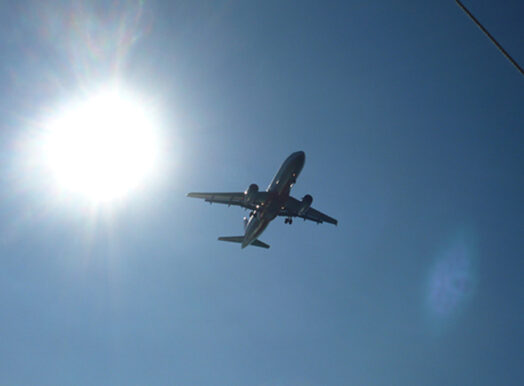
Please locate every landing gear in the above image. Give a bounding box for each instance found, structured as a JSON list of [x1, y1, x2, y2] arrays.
[[284, 217, 293, 224]]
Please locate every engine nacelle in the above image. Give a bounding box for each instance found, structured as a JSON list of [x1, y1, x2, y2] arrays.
[[244, 183, 259, 204], [298, 194, 313, 216]]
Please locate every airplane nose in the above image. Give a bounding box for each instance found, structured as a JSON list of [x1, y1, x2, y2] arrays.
[[295, 151, 305, 161], [294, 151, 305, 165]]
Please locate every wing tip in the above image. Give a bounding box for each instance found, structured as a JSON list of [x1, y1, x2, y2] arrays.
[[187, 192, 202, 198]]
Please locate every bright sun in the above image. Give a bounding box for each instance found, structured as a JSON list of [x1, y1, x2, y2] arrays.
[[42, 88, 160, 202]]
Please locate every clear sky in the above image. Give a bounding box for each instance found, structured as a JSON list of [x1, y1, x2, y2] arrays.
[[0, 1, 523, 385]]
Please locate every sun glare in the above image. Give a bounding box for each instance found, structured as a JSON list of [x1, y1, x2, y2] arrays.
[[42, 88, 160, 202]]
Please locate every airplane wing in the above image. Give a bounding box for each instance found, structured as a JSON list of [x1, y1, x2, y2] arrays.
[[187, 192, 251, 208], [280, 196, 338, 225], [187, 191, 271, 210]]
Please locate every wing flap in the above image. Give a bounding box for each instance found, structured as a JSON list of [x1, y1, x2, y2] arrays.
[[187, 191, 272, 210], [187, 192, 252, 208], [280, 196, 338, 225], [304, 207, 338, 225]]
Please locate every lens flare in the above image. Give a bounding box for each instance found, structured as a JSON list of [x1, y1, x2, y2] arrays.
[[426, 230, 477, 324]]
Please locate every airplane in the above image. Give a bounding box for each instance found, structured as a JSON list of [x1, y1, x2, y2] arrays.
[[187, 151, 337, 249]]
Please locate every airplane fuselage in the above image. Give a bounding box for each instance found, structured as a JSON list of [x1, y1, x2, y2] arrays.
[[242, 151, 305, 248]]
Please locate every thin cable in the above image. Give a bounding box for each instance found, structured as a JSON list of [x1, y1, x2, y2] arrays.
[[456, 0, 524, 77]]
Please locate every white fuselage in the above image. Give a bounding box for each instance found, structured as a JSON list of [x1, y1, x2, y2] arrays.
[[241, 151, 305, 248]]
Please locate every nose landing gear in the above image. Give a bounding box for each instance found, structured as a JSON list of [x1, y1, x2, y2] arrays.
[[284, 217, 293, 224]]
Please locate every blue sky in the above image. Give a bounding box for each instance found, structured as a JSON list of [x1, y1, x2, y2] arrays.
[[0, 1, 523, 385]]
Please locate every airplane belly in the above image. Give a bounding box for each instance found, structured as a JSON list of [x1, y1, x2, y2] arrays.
[[252, 219, 269, 239], [244, 216, 270, 246]]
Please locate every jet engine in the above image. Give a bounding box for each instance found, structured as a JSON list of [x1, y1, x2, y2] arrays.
[[298, 194, 313, 216], [244, 183, 259, 204]]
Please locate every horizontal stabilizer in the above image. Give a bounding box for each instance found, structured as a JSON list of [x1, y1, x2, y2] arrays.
[[251, 239, 270, 249], [218, 236, 244, 244], [218, 236, 270, 249]]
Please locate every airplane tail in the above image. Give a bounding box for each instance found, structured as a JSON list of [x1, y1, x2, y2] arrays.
[[218, 236, 270, 249], [218, 236, 244, 244]]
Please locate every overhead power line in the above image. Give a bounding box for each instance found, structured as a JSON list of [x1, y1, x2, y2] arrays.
[[455, 0, 524, 77]]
